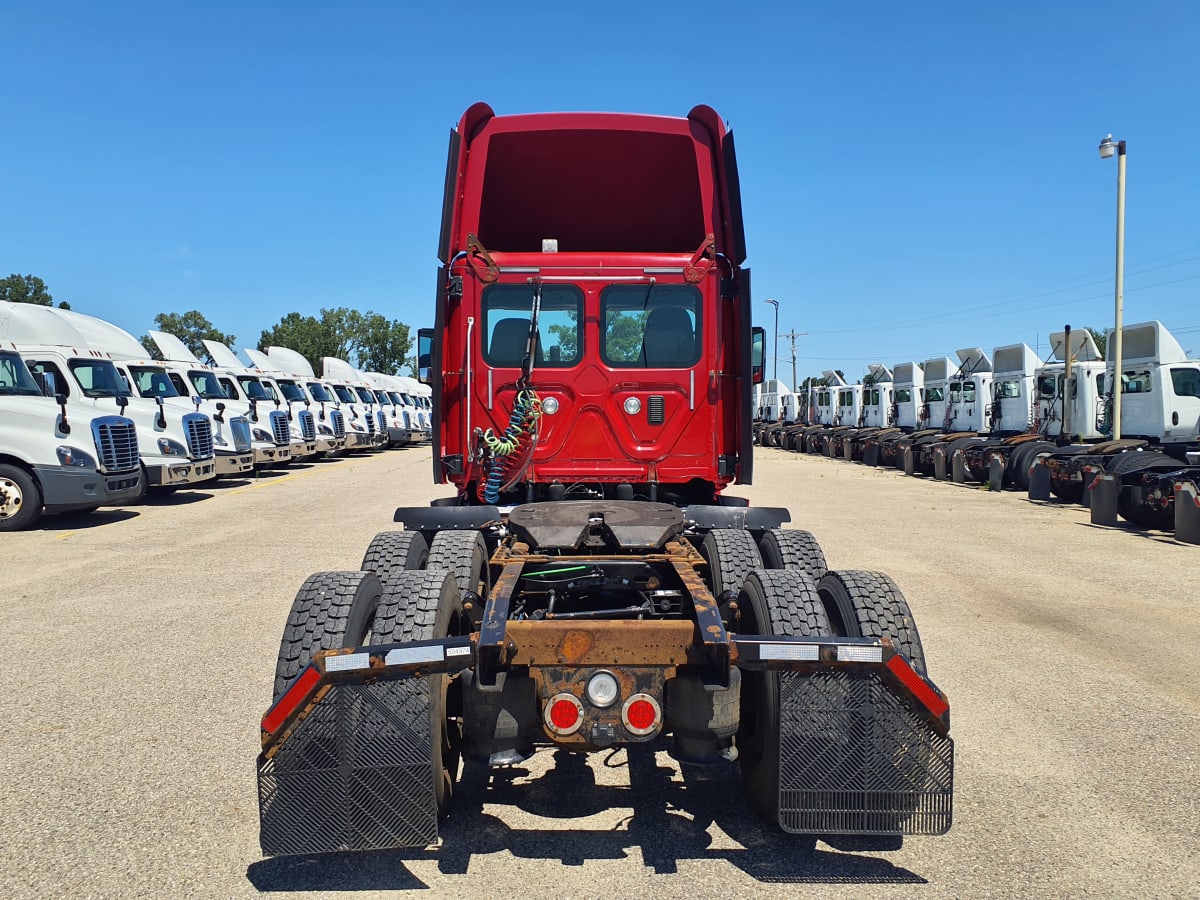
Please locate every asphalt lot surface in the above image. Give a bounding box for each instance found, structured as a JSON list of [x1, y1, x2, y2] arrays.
[[3, 446, 1198, 899]]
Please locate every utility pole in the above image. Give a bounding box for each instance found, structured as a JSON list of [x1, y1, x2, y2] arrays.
[[779, 329, 807, 390]]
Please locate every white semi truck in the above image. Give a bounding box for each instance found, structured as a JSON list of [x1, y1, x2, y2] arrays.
[[0, 339, 142, 530], [321, 357, 385, 451], [201, 340, 296, 468], [259, 346, 349, 456], [48, 312, 255, 479], [1, 301, 216, 495]]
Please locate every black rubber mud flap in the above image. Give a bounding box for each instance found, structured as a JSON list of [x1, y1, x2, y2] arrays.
[[258, 677, 438, 856], [776, 671, 953, 836]]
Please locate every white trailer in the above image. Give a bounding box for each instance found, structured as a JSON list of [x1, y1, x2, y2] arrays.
[[0, 339, 141, 529]]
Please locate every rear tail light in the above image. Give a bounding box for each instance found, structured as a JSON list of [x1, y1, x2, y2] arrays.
[[621, 693, 661, 736], [544, 693, 584, 736]]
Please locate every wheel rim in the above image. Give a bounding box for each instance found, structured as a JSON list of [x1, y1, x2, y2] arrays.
[[0, 477, 24, 519]]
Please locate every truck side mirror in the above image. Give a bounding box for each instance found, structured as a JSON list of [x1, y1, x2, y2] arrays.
[[33, 370, 55, 395], [55, 392, 70, 434], [417, 328, 434, 384], [155, 394, 167, 429], [214, 401, 226, 424], [751, 326, 765, 385], [117, 394, 128, 413]]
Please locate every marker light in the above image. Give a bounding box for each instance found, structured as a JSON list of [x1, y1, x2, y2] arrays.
[[585, 671, 620, 708], [623, 397, 642, 415], [542, 397, 560, 415], [621, 694, 661, 736], [545, 693, 584, 735]]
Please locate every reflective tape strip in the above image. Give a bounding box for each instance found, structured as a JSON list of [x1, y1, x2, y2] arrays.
[[835, 644, 884, 663], [886, 655, 950, 719], [759, 643, 820, 662], [385, 645, 444, 666], [262, 666, 321, 735], [325, 652, 371, 672]]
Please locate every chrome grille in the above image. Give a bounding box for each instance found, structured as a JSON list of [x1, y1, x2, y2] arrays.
[[330, 409, 346, 438], [298, 409, 316, 442], [184, 413, 214, 459], [364, 409, 375, 434], [403, 410, 411, 429], [377, 411, 386, 432], [230, 416, 252, 452], [91, 416, 139, 472], [269, 410, 290, 446]]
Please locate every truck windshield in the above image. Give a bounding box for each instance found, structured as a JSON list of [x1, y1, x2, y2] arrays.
[[355, 387, 376, 404], [601, 284, 701, 368], [482, 283, 581, 368], [333, 385, 356, 403], [69, 360, 133, 398], [129, 365, 180, 398], [0, 351, 43, 395], [306, 382, 333, 403], [187, 370, 228, 399], [924, 387, 944, 402], [275, 379, 307, 403], [238, 377, 271, 401]]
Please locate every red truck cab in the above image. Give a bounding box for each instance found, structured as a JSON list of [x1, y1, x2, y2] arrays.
[[420, 103, 763, 506]]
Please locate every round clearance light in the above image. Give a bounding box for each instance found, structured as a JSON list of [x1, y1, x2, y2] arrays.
[[585, 671, 620, 708], [623, 397, 642, 415], [621, 693, 661, 736], [545, 693, 584, 736], [542, 396, 560, 415]]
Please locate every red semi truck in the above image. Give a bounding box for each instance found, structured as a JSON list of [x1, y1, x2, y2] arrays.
[[256, 104, 953, 856]]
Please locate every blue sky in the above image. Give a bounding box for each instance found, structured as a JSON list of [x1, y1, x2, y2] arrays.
[[4, 1, 1198, 383]]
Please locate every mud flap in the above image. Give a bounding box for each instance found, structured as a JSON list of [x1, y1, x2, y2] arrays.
[[258, 678, 438, 856], [777, 671, 953, 835]]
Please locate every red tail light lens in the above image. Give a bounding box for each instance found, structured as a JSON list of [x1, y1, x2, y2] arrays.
[[621, 694, 661, 736], [544, 693, 584, 736]]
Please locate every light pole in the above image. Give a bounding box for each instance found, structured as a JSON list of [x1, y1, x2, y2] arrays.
[[765, 298, 779, 381], [1099, 133, 1126, 439]]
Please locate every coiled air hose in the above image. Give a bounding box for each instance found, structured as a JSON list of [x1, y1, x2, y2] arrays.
[[478, 387, 542, 503]]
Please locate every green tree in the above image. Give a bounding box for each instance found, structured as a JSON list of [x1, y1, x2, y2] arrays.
[[344, 309, 411, 373], [2, 273, 71, 308], [258, 307, 411, 375], [138, 310, 235, 361], [1085, 326, 1107, 359]]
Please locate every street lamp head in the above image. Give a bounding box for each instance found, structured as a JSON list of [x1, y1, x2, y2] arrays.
[[765, 298, 778, 309], [1098, 134, 1125, 160]]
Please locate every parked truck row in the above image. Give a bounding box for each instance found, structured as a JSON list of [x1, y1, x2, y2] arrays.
[[755, 322, 1200, 541], [0, 300, 432, 531]]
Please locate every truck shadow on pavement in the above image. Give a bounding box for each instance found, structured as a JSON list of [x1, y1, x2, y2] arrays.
[[38, 508, 140, 530], [246, 744, 927, 891]]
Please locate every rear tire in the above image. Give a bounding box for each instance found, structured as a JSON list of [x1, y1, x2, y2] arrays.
[[272, 570, 384, 701], [371, 569, 464, 818], [736, 569, 830, 825], [1108, 449, 1176, 527], [0, 464, 41, 531], [817, 570, 926, 674], [360, 530, 429, 584], [427, 529, 490, 599], [700, 528, 763, 599], [757, 528, 828, 580], [1012, 440, 1055, 491]]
